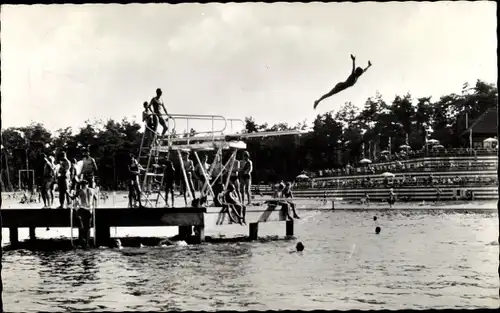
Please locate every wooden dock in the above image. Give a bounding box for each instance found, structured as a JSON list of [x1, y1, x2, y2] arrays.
[[1, 203, 294, 248]]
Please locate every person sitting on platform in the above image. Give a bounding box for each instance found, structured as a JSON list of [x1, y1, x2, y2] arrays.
[[70, 179, 98, 247], [224, 182, 246, 225], [228, 153, 242, 202], [282, 182, 300, 219], [128, 153, 144, 208]]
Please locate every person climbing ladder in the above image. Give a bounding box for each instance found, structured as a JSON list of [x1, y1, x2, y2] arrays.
[[314, 54, 372, 109]]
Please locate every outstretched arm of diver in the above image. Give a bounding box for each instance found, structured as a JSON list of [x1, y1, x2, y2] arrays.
[[363, 60, 372, 73], [351, 54, 356, 73]]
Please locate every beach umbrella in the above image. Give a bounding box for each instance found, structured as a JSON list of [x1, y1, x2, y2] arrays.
[[483, 138, 497, 143], [296, 174, 309, 180], [400, 144, 410, 149], [427, 139, 439, 144], [381, 172, 395, 177], [359, 158, 372, 164], [380, 150, 390, 154]]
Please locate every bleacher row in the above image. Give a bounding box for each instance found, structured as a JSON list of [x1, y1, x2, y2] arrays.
[[251, 185, 498, 201], [310, 155, 498, 178]]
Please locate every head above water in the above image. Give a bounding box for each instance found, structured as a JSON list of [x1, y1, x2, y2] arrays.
[[355, 67, 364, 77], [296, 242, 304, 252], [375, 226, 381, 234]]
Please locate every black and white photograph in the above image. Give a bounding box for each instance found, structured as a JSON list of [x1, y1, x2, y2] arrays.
[[0, 1, 498, 311]]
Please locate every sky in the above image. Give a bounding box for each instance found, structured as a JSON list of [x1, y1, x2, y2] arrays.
[[1, 2, 497, 135]]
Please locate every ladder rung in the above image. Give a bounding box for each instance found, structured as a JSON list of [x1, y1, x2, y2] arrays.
[[145, 173, 163, 177]]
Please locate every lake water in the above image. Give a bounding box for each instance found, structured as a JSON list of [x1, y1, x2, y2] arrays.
[[1, 207, 498, 311]]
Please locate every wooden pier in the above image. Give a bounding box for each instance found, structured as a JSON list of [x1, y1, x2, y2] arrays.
[[1, 203, 294, 248]]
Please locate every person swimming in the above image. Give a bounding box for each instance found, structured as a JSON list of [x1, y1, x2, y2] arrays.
[[314, 54, 372, 109]]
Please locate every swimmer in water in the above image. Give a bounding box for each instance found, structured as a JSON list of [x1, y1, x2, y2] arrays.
[[314, 54, 372, 109], [296, 242, 304, 252]]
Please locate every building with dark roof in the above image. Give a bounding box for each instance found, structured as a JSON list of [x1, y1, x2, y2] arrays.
[[461, 107, 498, 148]]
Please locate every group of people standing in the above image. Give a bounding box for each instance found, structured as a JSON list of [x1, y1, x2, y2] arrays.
[[37, 148, 99, 209]]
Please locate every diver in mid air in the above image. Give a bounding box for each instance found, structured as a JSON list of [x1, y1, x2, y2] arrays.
[[314, 54, 372, 109]]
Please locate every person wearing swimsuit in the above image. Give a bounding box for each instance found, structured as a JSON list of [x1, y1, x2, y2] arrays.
[[128, 154, 144, 208], [224, 183, 246, 225], [57, 151, 71, 209], [388, 188, 396, 209], [70, 180, 97, 247], [181, 152, 196, 206], [70, 158, 79, 193], [42, 154, 55, 208], [148, 88, 170, 137], [194, 154, 210, 194], [239, 151, 253, 205], [80, 148, 98, 189], [314, 54, 372, 109], [142, 101, 158, 145], [163, 153, 176, 207], [229, 155, 242, 202], [282, 182, 300, 219]]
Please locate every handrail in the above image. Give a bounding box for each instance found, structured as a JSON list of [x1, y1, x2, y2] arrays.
[[161, 113, 228, 140]]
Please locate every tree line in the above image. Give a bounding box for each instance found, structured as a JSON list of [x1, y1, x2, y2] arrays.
[[1, 79, 497, 190]]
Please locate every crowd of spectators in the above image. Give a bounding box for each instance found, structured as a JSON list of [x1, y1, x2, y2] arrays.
[[313, 149, 497, 178], [310, 174, 498, 190]]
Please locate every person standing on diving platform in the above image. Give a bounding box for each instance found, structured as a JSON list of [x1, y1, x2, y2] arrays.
[[148, 88, 171, 138], [314, 54, 372, 109]]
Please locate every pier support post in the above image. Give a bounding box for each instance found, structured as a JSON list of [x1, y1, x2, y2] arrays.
[[193, 226, 205, 244], [96, 223, 111, 247], [78, 227, 91, 248], [286, 220, 294, 237], [249, 223, 259, 241], [9, 227, 19, 246], [178, 226, 192, 241], [29, 227, 36, 241]]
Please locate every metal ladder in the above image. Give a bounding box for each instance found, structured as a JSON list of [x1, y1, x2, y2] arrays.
[[137, 113, 244, 207]]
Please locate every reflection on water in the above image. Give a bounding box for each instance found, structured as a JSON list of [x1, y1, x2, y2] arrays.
[[2, 210, 499, 311]]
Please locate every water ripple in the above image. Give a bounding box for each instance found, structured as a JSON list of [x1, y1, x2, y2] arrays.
[[2, 210, 499, 311]]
